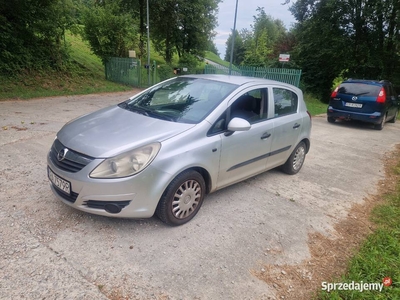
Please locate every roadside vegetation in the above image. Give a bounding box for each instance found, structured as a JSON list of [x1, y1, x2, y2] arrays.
[[318, 149, 400, 299], [0, 33, 132, 100]]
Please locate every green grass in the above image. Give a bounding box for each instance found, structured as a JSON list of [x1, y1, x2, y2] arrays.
[[317, 162, 400, 299], [204, 51, 231, 68], [304, 93, 328, 116], [0, 33, 132, 100]]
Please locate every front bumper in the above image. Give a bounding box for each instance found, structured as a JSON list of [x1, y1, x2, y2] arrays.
[[327, 107, 383, 124], [47, 154, 171, 218]]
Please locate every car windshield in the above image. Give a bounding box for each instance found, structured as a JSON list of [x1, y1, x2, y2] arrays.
[[120, 77, 238, 124], [337, 83, 381, 97]]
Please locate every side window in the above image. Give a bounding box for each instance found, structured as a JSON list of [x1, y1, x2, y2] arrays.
[[273, 88, 298, 117], [208, 88, 269, 135], [208, 112, 227, 135], [230, 88, 268, 124]]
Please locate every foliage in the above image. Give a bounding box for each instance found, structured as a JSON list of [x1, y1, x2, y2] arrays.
[[150, 0, 221, 63], [0, 0, 76, 74], [224, 8, 294, 68], [81, 0, 138, 64], [290, 0, 400, 98], [224, 30, 246, 65], [178, 53, 202, 69], [0, 32, 131, 100], [243, 28, 272, 67], [207, 40, 220, 56]]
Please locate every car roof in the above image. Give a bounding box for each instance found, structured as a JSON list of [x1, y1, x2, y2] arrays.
[[344, 79, 392, 86], [179, 74, 292, 87]]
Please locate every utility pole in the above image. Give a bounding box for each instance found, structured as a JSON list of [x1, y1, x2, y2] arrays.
[[146, 0, 150, 86], [229, 0, 239, 75]]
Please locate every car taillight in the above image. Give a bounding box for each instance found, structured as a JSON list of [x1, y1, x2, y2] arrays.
[[307, 110, 312, 120], [331, 86, 339, 98], [377, 88, 386, 103]]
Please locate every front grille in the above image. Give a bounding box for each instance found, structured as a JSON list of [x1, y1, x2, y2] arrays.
[[83, 200, 131, 210], [52, 184, 79, 203], [49, 139, 94, 173]]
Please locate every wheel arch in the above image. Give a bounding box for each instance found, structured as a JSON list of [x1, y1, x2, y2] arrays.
[[184, 167, 212, 194], [160, 166, 213, 198], [300, 138, 311, 154]]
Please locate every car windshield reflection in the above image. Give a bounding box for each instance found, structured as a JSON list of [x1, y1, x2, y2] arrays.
[[122, 77, 238, 124]]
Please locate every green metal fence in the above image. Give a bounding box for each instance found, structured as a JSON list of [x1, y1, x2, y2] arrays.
[[105, 57, 159, 88], [105, 57, 302, 88], [204, 64, 302, 87]]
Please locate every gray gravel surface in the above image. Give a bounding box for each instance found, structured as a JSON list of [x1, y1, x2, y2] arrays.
[[1, 91, 399, 299]]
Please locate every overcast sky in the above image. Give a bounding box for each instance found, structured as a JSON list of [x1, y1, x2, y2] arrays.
[[214, 0, 296, 59]]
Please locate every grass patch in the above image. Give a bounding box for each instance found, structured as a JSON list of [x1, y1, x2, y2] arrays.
[[317, 154, 400, 299], [204, 51, 231, 68], [304, 92, 327, 116], [0, 71, 132, 100], [0, 33, 132, 101]]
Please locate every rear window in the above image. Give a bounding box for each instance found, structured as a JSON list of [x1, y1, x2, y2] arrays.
[[338, 83, 381, 97]]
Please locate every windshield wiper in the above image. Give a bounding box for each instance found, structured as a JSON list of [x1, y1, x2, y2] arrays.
[[120, 103, 175, 121], [121, 104, 150, 116]]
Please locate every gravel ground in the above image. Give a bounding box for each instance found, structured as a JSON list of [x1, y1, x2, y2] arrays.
[[1, 91, 399, 299]]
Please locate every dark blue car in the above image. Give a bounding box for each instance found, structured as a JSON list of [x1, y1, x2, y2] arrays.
[[327, 79, 399, 130]]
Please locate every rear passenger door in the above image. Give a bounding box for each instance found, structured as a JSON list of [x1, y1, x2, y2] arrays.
[[266, 86, 303, 169]]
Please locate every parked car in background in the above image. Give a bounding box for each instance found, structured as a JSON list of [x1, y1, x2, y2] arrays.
[[47, 75, 311, 226], [327, 79, 399, 130]]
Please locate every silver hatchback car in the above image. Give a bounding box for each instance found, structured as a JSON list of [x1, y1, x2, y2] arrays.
[[47, 75, 311, 225]]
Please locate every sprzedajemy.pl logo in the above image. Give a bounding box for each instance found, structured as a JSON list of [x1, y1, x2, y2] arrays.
[[322, 277, 392, 293]]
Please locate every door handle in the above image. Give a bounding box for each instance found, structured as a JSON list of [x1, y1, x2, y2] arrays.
[[293, 123, 301, 129], [261, 132, 271, 140]]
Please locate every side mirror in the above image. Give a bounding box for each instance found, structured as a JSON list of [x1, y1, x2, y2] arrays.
[[227, 117, 251, 132]]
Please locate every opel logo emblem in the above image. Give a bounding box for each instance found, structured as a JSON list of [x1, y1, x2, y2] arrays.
[[352, 96, 358, 101], [57, 148, 69, 161]]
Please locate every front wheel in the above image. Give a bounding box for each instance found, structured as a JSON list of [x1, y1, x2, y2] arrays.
[[281, 142, 307, 175], [156, 170, 206, 226]]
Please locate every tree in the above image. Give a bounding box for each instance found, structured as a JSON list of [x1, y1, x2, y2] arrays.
[[243, 29, 273, 66], [81, 0, 138, 63], [225, 7, 292, 67], [0, 0, 75, 74], [290, 0, 400, 98], [150, 0, 221, 64], [224, 29, 246, 65]]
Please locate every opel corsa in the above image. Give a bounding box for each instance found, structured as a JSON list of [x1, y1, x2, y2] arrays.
[[47, 75, 312, 225]]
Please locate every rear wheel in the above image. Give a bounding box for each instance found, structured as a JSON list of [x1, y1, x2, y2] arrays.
[[327, 116, 336, 123], [156, 170, 205, 226], [374, 113, 386, 130], [281, 142, 307, 175], [389, 109, 398, 123]]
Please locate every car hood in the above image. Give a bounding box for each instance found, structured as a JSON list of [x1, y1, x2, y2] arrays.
[[57, 105, 195, 157]]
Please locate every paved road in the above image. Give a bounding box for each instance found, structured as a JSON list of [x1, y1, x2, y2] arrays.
[[1, 92, 399, 299]]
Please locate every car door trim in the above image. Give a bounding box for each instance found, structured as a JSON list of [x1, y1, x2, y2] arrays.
[[227, 145, 291, 172]]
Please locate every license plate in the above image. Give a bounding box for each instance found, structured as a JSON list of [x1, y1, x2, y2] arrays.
[[48, 168, 71, 195], [345, 102, 362, 108]]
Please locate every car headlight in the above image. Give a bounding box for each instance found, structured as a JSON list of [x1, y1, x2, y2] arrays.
[[90, 142, 161, 178]]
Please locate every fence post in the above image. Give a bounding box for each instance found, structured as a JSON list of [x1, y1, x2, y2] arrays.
[[153, 60, 157, 85]]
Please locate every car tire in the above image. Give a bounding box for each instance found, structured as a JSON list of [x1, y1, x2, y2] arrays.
[[389, 109, 398, 123], [281, 141, 307, 175], [156, 170, 205, 226], [374, 113, 386, 130], [327, 116, 336, 123]]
